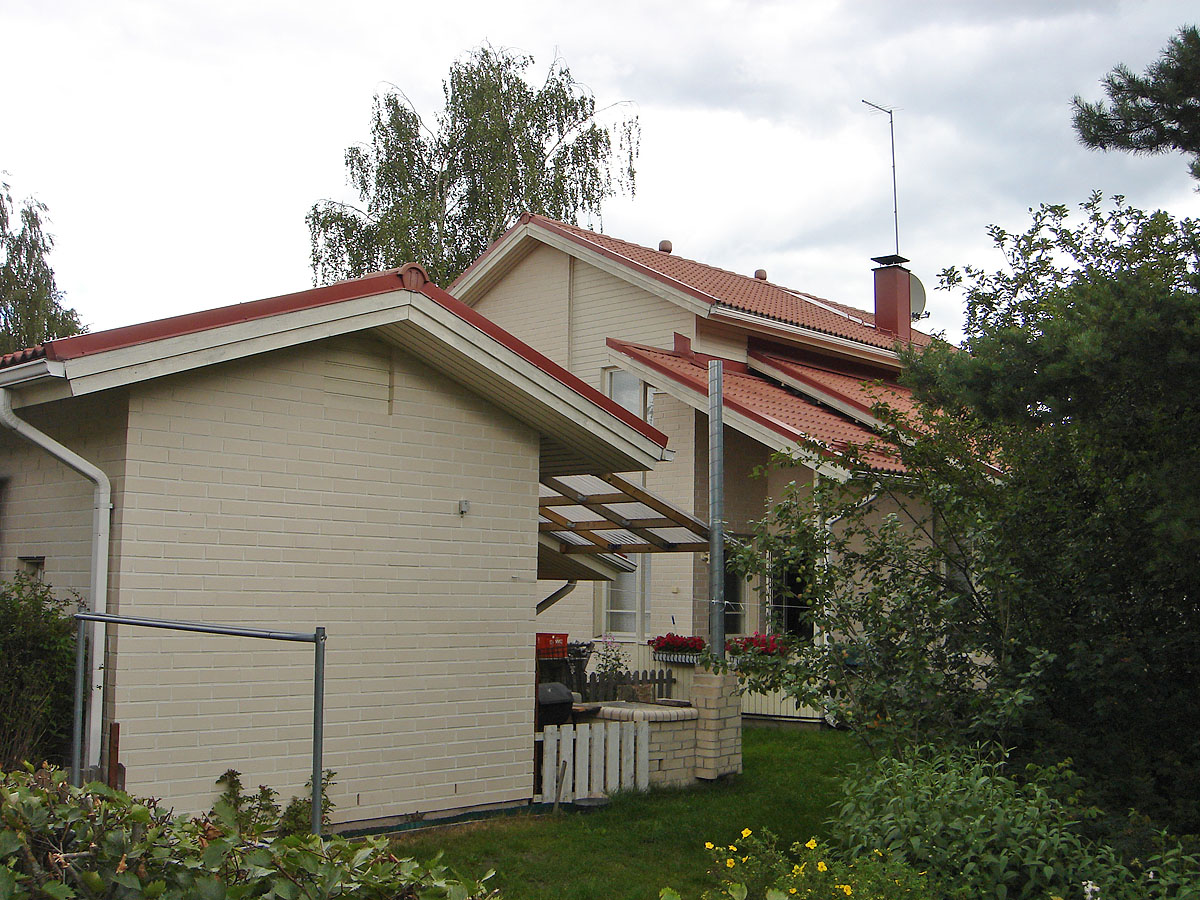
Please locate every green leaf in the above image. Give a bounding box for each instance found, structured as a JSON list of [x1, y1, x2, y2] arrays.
[[728, 883, 748, 900], [0, 834, 19, 859], [41, 883, 75, 900], [0, 867, 15, 900], [191, 876, 226, 900]]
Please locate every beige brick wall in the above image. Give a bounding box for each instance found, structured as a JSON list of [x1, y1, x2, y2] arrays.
[[102, 334, 541, 823], [692, 671, 742, 780], [568, 260, 692, 392], [472, 244, 570, 367], [0, 391, 129, 600], [647, 718, 697, 787]]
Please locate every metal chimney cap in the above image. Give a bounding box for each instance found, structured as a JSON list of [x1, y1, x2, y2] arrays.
[[659, 240, 673, 254], [754, 269, 768, 281], [871, 253, 909, 267]]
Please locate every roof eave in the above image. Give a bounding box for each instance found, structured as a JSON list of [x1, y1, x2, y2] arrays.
[[710, 305, 903, 367], [605, 341, 850, 481], [0, 357, 66, 390]]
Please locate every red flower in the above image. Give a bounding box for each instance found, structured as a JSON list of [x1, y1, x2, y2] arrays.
[[726, 632, 790, 657], [648, 633, 707, 652]]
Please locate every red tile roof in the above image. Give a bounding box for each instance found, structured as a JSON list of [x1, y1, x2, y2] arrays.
[[0, 264, 668, 450], [465, 214, 933, 352], [748, 350, 918, 421], [609, 338, 903, 473]]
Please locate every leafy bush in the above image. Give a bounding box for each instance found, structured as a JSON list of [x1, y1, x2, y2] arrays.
[[0, 576, 76, 770], [834, 746, 1200, 899], [0, 764, 497, 899], [660, 828, 931, 899]]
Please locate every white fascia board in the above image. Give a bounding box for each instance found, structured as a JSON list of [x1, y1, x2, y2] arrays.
[[710, 306, 902, 368], [747, 356, 885, 430], [58, 292, 418, 397], [451, 224, 537, 304], [605, 346, 848, 481], [0, 358, 66, 389], [398, 295, 669, 471]]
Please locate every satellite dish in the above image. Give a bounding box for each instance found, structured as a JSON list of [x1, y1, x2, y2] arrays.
[[909, 272, 926, 317]]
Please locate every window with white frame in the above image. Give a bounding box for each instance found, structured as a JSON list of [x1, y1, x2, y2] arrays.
[[607, 368, 654, 425]]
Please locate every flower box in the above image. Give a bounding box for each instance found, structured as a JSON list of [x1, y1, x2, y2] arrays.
[[652, 649, 703, 664]]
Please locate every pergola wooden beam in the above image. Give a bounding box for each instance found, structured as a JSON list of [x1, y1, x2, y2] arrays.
[[558, 542, 710, 555], [541, 475, 675, 550], [540, 504, 621, 553], [540, 493, 629, 507], [538, 517, 679, 533], [596, 473, 710, 538]]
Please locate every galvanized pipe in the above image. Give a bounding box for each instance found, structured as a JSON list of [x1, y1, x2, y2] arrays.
[[70, 611, 327, 834], [312, 626, 326, 836], [708, 360, 725, 660], [71, 615, 87, 786]]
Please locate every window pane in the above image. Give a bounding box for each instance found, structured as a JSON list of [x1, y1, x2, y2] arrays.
[[723, 565, 743, 636], [606, 570, 639, 634], [610, 370, 642, 416]]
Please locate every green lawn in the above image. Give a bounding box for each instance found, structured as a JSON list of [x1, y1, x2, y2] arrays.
[[389, 727, 867, 900]]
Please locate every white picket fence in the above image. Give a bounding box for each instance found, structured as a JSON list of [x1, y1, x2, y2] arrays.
[[535, 721, 649, 802]]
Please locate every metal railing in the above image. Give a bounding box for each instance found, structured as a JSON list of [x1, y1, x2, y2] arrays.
[[71, 612, 327, 835]]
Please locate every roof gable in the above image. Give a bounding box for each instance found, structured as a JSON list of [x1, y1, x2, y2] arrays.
[[453, 214, 934, 355], [0, 265, 669, 475]]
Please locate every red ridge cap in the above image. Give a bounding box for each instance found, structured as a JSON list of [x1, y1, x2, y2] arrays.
[[419, 281, 669, 449], [42, 269, 409, 362]]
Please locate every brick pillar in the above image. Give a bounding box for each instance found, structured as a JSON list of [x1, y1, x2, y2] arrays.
[[691, 670, 742, 780]]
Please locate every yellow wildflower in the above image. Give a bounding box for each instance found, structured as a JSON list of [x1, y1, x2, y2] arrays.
[[873, 849, 883, 857], [726, 859, 736, 869], [705, 842, 714, 850], [729, 845, 737, 852], [805, 838, 818, 850], [836, 886, 852, 897], [817, 861, 828, 873], [741, 828, 753, 839], [792, 863, 805, 876]]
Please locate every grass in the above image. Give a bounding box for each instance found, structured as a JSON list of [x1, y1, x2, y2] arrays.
[[390, 726, 868, 900]]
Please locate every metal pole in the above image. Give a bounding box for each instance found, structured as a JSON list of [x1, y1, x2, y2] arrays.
[[312, 626, 326, 836], [708, 360, 725, 660], [71, 615, 87, 787], [862, 99, 900, 256]]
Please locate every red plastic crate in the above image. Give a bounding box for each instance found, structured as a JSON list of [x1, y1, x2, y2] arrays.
[[536, 632, 569, 659]]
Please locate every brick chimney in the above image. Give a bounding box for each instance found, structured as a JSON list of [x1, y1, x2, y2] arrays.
[[871, 254, 911, 341]]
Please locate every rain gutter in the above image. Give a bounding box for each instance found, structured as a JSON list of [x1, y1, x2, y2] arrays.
[[0, 387, 111, 773]]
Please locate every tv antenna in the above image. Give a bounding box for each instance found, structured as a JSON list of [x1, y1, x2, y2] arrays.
[[862, 99, 900, 256]]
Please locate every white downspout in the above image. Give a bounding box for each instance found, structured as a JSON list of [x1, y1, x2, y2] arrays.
[[0, 388, 111, 772]]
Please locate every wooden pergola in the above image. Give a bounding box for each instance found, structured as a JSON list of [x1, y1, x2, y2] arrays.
[[539, 472, 710, 557]]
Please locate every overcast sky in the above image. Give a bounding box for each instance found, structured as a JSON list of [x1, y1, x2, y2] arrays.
[[3, 0, 1198, 344]]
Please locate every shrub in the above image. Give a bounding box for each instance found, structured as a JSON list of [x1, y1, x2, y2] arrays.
[[0, 764, 497, 899], [661, 828, 931, 899], [833, 746, 1200, 899], [0, 575, 76, 770]]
